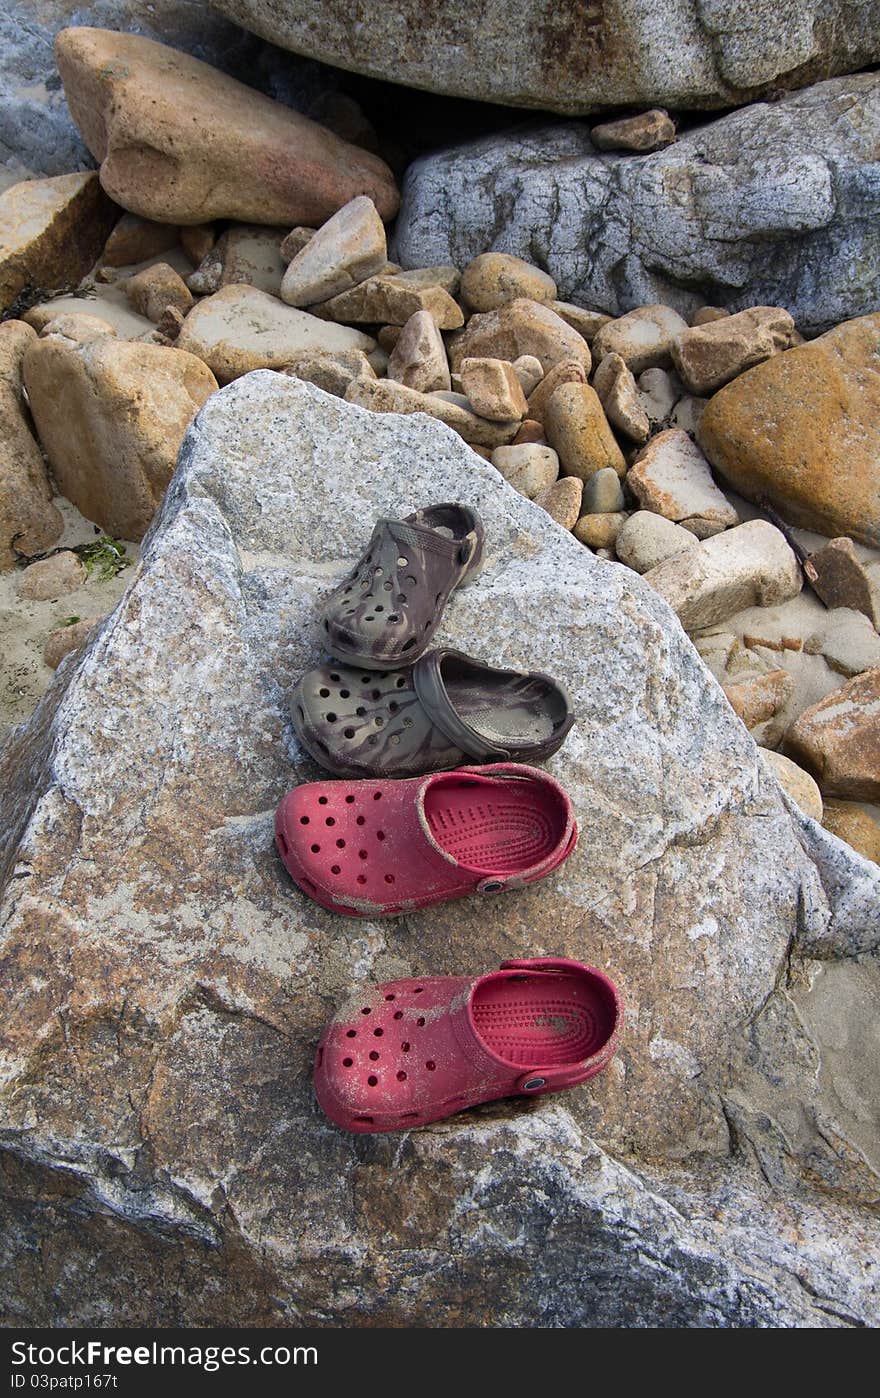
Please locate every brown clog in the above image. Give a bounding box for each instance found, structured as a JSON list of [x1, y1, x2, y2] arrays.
[[290, 648, 574, 778], [320, 503, 484, 668]]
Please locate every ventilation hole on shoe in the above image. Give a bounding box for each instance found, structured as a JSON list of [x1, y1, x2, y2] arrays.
[[396, 677, 406, 688], [375, 716, 384, 728], [354, 816, 365, 828], [319, 687, 330, 698], [346, 1029, 356, 1038], [426, 1061, 436, 1071], [318, 796, 328, 805], [403, 718, 413, 729], [342, 1058, 353, 1068], [344, 727, 356, 739], [389, 701, 399, 713], [383, 580, 392, 591], [324, 619, 329, 630], [376, 831, 386, 842], [405, 574, 417, 585], [435, 593, 443, 605], [375, 605, 384, 613], [388, 614, 399, 623], [339, 689, 350, 699], [299, 815, 309, 825], [402, 638, 416, 651], [397, 556, 408, 567], [414, 988, 423, 994], [310, 843, 320, 853], [423, 620, 431, 630], [361, 674, 372, 683], [397, 1071, 407, 1082], [359, 849, 368, 860], [369, 1050, 379, 1061], [398, 593, 407, 604], [329, 673, 340, 682], [345, 794, 355, 803], [401, 1042, 410, 1052], [297, 705, 305, 720], [325, 816, 335, 827], [353, 1115, 374, 1123], [331, 864, 341, 875], [374, 567, 383, 576], [393, 1009, 403, 1019], [364, 615, 374, 623], [356, 706, 366, 717], [367, 1076, 378, 1087], [373, 791, 382, 800], [371, 689, 381, 700], [368, 735, 378, 746], [417, 1017, 425, 1028], [385, 874, 395, 884], [389, 735, 401, 746], [335, 838, 345, 849], [326, 713, 337, 723], [357, 874, 367, 884], [361, 1007, 371, 1015]]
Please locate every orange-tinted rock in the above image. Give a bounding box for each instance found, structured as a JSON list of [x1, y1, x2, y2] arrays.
[[698, 314, 880, 546], [785, 666, 880, 799], [55, 28, 399, 227]]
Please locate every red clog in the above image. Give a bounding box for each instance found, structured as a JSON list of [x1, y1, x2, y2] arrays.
[[314, 957, 623, 1133], [274, 763, 577, 917]]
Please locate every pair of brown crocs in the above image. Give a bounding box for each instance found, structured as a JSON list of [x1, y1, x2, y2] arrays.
[[293, 503, 574, 778]]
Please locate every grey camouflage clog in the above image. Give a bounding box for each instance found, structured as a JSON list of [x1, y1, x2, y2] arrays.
[[320, 504, 484, 668], [290, 648, 574, 778]]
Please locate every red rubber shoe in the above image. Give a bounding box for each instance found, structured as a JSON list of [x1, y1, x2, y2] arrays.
[[274, 763, 577, 917], [314, 958, 623, 1133]]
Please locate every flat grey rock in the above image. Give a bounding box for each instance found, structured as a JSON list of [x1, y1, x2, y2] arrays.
[[208, 0, 880, 115], [1, 372, 878, 1325], [394, 74, 880, 333]]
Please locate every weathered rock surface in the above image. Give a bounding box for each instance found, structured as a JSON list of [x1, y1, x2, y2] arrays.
[[629, 430, 739, 529], [760, 750, 823, 824], [0, 320, 63, 569], [699, 315, 880, 548], [313, 269, 463, 329], [176, 285, 375, 384], [2, 371, 878, 1325], [344, 376, 518, 448], [394, 75, 880, 333], [124, 262, 193, 324], [0, 172, 118, 313], [804, 538, 880, 630], [207, 0, 880, 115], [822, 802, 880, 866], [387, 311, 450, 394], [644, 520, 802, 631], [615, 511, 698, 575], [23, 336, 218, 538], [786, 668, 880, 800], [102, 213, 179, 269], [217, 225, 287, 296], [16, 549, 85, 601], [280, 196, 387, 308], [460, 253, 556, 313], [671, 307, 796, 396], [449, 300, 591, 377], [591, 110, 676, 153], [55, 28, 399, 227]]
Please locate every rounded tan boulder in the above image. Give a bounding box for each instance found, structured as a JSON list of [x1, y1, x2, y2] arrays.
[[460, 253, 557, 312], [760, 750, 823, 822], [698, 313, 880, 546], [821, 800, 880, 865], [543, 382, 626, 481], [23, 336, 218, 540], [54, 28, 399, 227]]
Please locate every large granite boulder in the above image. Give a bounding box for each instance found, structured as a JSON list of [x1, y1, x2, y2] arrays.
[[207, 0, 880, 116], [1, 373, 878, 1326], [394, 74, 880, 334]]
